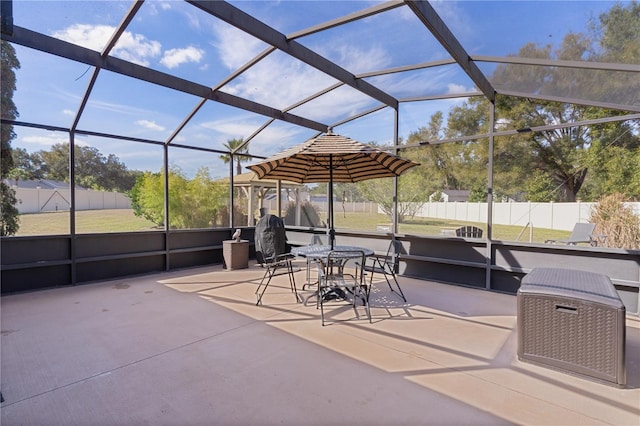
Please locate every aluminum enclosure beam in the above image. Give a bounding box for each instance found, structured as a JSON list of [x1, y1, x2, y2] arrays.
[[2, 119, 241, 156], [166, 46, 278, 146], [187, 0, 399, 110], [357, 59, 458, 78], [400, 112, 640, 149], [499, 90, 640, 114], [405, 0, 495, 102], [3, 26, 327, 133], [71, 1, 144, 132], [287, 0, 404, 39], [473, 55, 640, 73]]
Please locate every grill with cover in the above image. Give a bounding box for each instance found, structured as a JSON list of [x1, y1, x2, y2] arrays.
[[254, 214, 288, 264]]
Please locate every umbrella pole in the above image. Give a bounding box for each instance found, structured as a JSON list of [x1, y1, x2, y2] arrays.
[[329, 154, 335, 250]]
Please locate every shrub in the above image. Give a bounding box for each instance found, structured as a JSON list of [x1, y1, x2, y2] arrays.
[[589, 193, 640, 249]]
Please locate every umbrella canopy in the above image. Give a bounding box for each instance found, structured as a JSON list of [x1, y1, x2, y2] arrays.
[[247, 129, 419, 248], [247, 130, 418, 184]]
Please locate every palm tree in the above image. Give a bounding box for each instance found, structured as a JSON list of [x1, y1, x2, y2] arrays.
[[219, 138, 249, 175]]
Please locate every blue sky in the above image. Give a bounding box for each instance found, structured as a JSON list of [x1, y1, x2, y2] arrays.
[[9, 0, 619, 178]]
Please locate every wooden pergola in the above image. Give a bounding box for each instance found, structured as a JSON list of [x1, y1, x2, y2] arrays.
[[226, 172, 304, 226]]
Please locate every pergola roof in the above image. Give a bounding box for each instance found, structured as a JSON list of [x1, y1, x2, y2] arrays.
[[1, 0, 638, 174], [221, 171, 302, 187]]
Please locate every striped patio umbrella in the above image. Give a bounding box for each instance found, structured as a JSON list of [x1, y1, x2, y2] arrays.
[[247, 129, 419, 248]]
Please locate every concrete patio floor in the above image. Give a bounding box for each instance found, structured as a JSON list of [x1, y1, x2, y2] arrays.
[[1, 260, 639, 425]]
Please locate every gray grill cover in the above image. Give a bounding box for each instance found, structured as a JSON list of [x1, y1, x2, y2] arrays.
[[255, 214, 288, 264]]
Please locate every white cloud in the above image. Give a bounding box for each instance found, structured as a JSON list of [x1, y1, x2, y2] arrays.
[[200, 115, 262, 138], [63, 109, 75, 116], [288, 85, 373, 122], [52, 24, 112, 52], [212, 24, 266, 70], [52, 24, 161, 67], [135, 120, 165, 131], [21, 134, 68, 147], [20, 134, 89, 148], [114, 148, 162, 161], [397, 5, 418, 21], [364, 65, 471, 100], [197, 115, 306, 156], [223, 56, 333, 109], [331, 44, 391, 75], [114, 32, 162, 66], [447, 83, 475, 94], [216, 28, 392, 117], [147, 0, 172, 15], [185, 10, 202, 31], [160, 46, 205, 69], [87, 99, 149, 116], [430, 1, 474, 39], [245, 126, 308, 158]]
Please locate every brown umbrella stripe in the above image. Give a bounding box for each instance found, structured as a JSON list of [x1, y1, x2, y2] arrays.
[[247, 131, 418, 184]]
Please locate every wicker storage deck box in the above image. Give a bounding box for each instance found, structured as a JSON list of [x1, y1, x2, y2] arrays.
[[517, 268, 626, 387], [223, 240, 249, 270]]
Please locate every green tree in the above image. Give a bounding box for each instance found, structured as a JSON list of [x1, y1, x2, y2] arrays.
[[219, 138, 249, 176], [1, 40, 21, 236], [404, 110, 490, 200], [357, 171, 425, 222], [525, 169, 559, 202], [8, 147, 44, 180], [335, 182, 366, 203], [438, 2, 640, 202], [309, 183, 328, 197], [582, 144, 640, 201], [130, 171, 165, 226], [590, 1, 640, 103], [131, 166, 229, 229], [494, 2, 639, 201], [31, 143, 138, 191]]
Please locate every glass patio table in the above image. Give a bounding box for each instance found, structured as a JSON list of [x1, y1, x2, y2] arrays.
[[291, 244, 374, 259], [291, 245, 374, 305]]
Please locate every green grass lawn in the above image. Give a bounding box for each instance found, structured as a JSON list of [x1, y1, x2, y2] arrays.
[[15, 209, 159, 236], [333, 212, 569, 243], [14, 209, 570, 243]]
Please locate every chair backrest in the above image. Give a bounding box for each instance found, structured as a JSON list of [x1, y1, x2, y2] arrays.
[[386, 240, 402, 271], [569, 223, 596, 239], [455, 226, 483, 238], [326, 250, 365, 279]]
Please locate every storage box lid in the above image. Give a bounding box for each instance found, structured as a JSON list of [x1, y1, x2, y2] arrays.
[[519, 268, 624, 308]]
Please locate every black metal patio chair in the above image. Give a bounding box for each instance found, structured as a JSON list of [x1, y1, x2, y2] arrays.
[[317, 249, 370, 326], [361, 240, 406, 302]]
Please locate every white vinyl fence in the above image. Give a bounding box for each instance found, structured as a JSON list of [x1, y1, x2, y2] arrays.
[[14, 187, 131, 214], [411, 201, 640, 231], [270, 199, 640, 232]]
